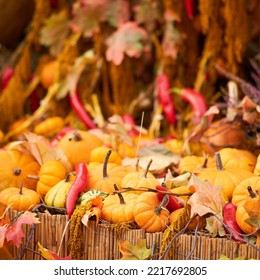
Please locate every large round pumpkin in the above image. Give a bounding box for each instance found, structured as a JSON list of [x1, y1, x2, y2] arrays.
[[133, 192, 170, 232], [0, 149, 40, 192], [56, 130, 103, 168], [0, 184, 40, 211], [198, 152, 253, 200], [90, 145, 122, 165]]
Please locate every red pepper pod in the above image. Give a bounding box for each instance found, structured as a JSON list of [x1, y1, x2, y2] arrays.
[[172, 87, 207, 120], [184, 0, 195, 20], [156, 74, 176, 125], [66, 163, 89, 218], [122, 113, 139, 136], [69, 90, 96, 129], [156, 184, 183, 212], [50, 126, 73, 147], [223, 202, 244, 243], [1, 66, 14, 90]]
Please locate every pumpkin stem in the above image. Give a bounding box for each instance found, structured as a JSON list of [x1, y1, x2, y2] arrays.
[[65, 173, 72, 182], [13, 168, 22, 176], [27, 175, 40, 180], [143, 159, 153, 178], [214, 152, 224, 171], [201, 154, 208, 169], [68, 130, 82, 142], [155, 194, 169, 215], [247, 186, 257, 198], [114, 184, 125, 205], [19, 183, 23, 195], [135, 158, 140, 172], [103, 150, 112, 178]]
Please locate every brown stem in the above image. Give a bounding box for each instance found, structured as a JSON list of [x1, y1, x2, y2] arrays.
[[143, 159, 153, 178], [19, 183, 23, 195], [113, 184, 125, 205], [155, 194, 169, 215], [13, 168, 21, 176], [27, 175, 40, 180], [103, 150, 112, 178], [201, 154, 208, 169], [135, 158, 140, 172], [256, 231, 260, 246], [68, 130, 82, 142], [214, 152, 224, 171], [65, 173, 72, 182], [247, 186, 257, 198]]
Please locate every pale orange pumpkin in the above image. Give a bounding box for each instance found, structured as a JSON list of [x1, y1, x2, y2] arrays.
[[133, 192, 170, 232], [178, 154, 214, 174], [56, 130, 103, 168], [0, 149, 40, 192], [90, 145, 122, 165], [254, 154, 260, 176], [33, 116, 65, 138]]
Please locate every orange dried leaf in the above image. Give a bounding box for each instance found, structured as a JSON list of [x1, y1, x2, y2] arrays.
[[81, 196, 103, 226], [38, 242, 71, 260], [119, 238, 151, 260]]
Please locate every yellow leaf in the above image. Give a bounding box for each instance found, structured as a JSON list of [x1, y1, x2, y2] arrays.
[[38, 242, 71, 260]]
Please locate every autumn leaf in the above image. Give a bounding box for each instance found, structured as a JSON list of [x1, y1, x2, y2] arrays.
[[119, 238, 151, 260], [105, 22, 148, 65], [0, 225, 7, 248], [39, 9, 71, 57], [187, 174, 225, 237], [219, 254, 246, 260], [241, 96, 259, 124], [5, 211, 40, 247], [81, 196, 103, 226], [38, 242, 71, 260], [105, 0, 130, 28]]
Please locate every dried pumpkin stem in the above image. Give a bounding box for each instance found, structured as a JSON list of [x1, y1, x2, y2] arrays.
[[201, 154, 208, 169], [114, 184, 125, 205], [155, 194, 169, 215], [68, 131, 82, 142], [214, 152, 224, 171], [19, 183, 23, 195], [103, 150, 112, 178], [247, 186, 257, 198], [13, 168, 22, 176], [27, 175, 40, 180], [143, 159, 153, 178]]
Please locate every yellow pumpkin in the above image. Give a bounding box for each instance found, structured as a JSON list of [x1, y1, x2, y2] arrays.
[[44, 174, 74, 208], [30, 160, 67, 198], [87, 150, 128, 193], [232, 176, 260, 206], [178, 155, 214, 174], [0, 149, 40, 192], [56, 130, 103, 168], [219, 148, 257, 173], [90, 145, 122, 165], [133, 192, 170, 232], [198, 152, 253, 200], [254, 154, 260, 176], [121, 159, 160, 194], [33, 117, 65, 138], [0, 184, 40, 212], [101, 188, 139, 224]]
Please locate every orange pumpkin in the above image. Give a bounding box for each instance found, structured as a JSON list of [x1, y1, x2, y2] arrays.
[[0, 149, 40, 192], [198, 152, 253, 200], [33, 117, 65, 138], [133, 192, 170, 232], [254, 154, 260, 176], [121, 159, 159, 194], [90, 145, 122, 165], [0, 184, 40, 212], [27, 160, 67, 198], [178, 154, 214, 174], [87, 150, 128, 193], [39, 60, 59, 89], [56, 130, 103, 168], [101, 186, 139, 223]]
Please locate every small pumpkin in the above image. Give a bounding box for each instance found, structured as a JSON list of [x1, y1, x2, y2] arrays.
[[87, 150, 128, 193], [232, 176, 260, 206], [219, 148, 257, 173], [78, 189, 108, 205], [90, 145, 122, 165], [254, 154, 260, 176], [198, 152, 253, 200], [28, 160, 67, 198], [56, 130, 103, 168], [0, 149, 40, 192], [33, 117, 65, 138], [101, 185, 139, 223], [178, 154, 214, 174], [133, 192, 170, 232], [44, 173, 74, 208], [121, 159, 160, 194], [0, 184, 40, 212], [39, 60, 59, 89]]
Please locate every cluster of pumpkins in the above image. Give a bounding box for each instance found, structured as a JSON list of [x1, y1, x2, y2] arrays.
[[0, 124, 259, 238]]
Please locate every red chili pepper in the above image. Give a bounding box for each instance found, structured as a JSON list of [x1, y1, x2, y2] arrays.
[[1, 66, 14, 91], [184, 0, 195, 20], [172, 87, 207, 120], [122, 113, 139, 136], [223, 202, 244, 243], [66, 163, 89, 218], [69, 90, 96, 129], [156, 74, 176, 125], [156, 184, 183, 212], [50, 126, 74, 146]]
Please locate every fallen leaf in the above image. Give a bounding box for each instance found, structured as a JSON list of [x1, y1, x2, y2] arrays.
[[0, 225, 7, 248], [5, 211, 40, 247], [81, 196, 103, 226], [205, 216, 226, 237], [219, 254, 246, 260], [119, 238, 151, 260], [105, 22, 148, 65], [38, 242, 71, 260]]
